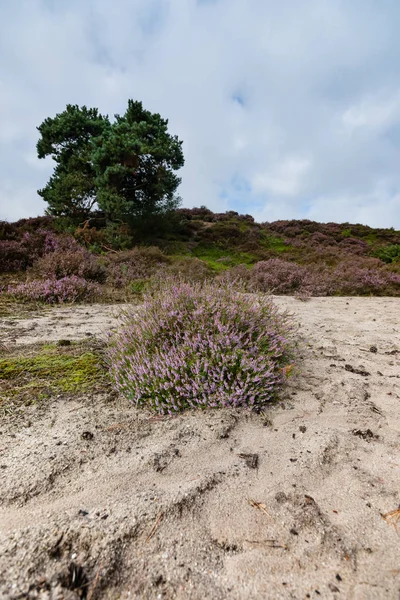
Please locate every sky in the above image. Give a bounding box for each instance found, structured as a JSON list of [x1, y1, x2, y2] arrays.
[[1, 0, 400, 227]]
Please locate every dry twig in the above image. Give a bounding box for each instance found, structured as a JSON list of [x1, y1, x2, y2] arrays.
[[103, 422, 128, 432], [87, 561, 104, 600], [245, 539, 287, 549], [146, 512, 164, 542], [248, 498, 272, 519], [382, 507, 400, 533]]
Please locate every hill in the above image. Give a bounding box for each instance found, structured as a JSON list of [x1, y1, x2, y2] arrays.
[[1, 209, 400, 306]]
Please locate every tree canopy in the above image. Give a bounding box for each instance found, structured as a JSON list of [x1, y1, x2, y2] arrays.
[[37, 101, 184, 226]]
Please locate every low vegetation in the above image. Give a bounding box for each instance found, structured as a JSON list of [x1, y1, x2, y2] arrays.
[[1, 100, 398, 301], [0, 341, 108, 414], [1, 209, 399, 302], [107, 279, 295, 414]]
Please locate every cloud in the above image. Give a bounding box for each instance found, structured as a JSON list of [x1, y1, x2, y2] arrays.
[[342, 91, 400, 133], [1, 0, 400, 227], [252, 158, 312, 196]]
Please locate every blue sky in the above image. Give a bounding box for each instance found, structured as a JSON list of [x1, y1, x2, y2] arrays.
[[1, 0, 400, 227]]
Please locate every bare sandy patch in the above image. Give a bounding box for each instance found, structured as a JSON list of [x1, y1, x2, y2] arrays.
[[0, 297, 399, 598]]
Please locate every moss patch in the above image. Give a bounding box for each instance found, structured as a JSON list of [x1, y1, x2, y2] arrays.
[[0, 343, 109, 411]]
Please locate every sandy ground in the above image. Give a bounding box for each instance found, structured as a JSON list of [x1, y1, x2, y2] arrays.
[[0, 297, 399, 599]]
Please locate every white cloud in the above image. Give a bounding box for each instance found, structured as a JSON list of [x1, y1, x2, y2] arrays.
[[252, 158, 312, 196], [307, 184, 400, 229], [1, 0, 400, 227], [342, 91, 400, 132]]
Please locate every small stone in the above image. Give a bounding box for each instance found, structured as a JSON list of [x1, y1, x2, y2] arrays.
[[238, 453, 259, 469], [275, 491, 288, 503], [369, 345, 378, 353]]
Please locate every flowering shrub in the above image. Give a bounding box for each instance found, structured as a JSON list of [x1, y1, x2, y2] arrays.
[[107, 279, 295, 414], [331, 262, 400, 295], [32, 245, 106, 282], [8, 276, 101, 304], [252, 259, 306, 293], [0, 241, 30, 272], [251, 259, 332, 296], [20, 229, 59, 260], [104, 247, 169, 288], [0, 216, 55, 241], [0, 230, 60, 273]]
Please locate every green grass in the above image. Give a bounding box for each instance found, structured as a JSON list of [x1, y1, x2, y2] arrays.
[[260, 233, 292, 254], [191, 245, 257, 271]]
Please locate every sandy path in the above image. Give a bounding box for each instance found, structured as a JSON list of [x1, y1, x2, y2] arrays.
[[0, 297, 399, 599], [0, 303, 121, 346]]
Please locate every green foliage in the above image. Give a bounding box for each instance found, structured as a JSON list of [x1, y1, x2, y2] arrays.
[[340, 228, 352, 238], [192, 244, 256, 272], [92, 100, 184, 225], [37, 105, 108, 220], [260, 232, 291, 254], [2, 208, 400, 301], [130, 279, 148, 295], [374, 244, 400, 264], [37, 100, 184, 227]]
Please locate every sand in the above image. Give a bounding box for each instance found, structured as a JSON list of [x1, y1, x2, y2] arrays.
[[0, 297, 399, 599]]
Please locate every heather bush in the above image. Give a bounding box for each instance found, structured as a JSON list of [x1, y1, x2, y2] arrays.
[[176, 206, 216, 221], [130, 279, 148, 295], [0, 240, 30, 272], [0, 229, 60, 273], [217, 264, 253, 287], [252, 259, 305, 293], [8, 276, 101, 304], [166, 257, 212, 281], [107, 279, 295, 414], [309, 232, 336, 247], [104, 247, 170, 288], [250, 259, 332, 296], [197, 221, 249, 248], [0, 216, 55, 241], [331, 261, 400, 295], [0, 221, 18, 241], [338, 237, 369, 255], [32, 244, 106, 282]]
